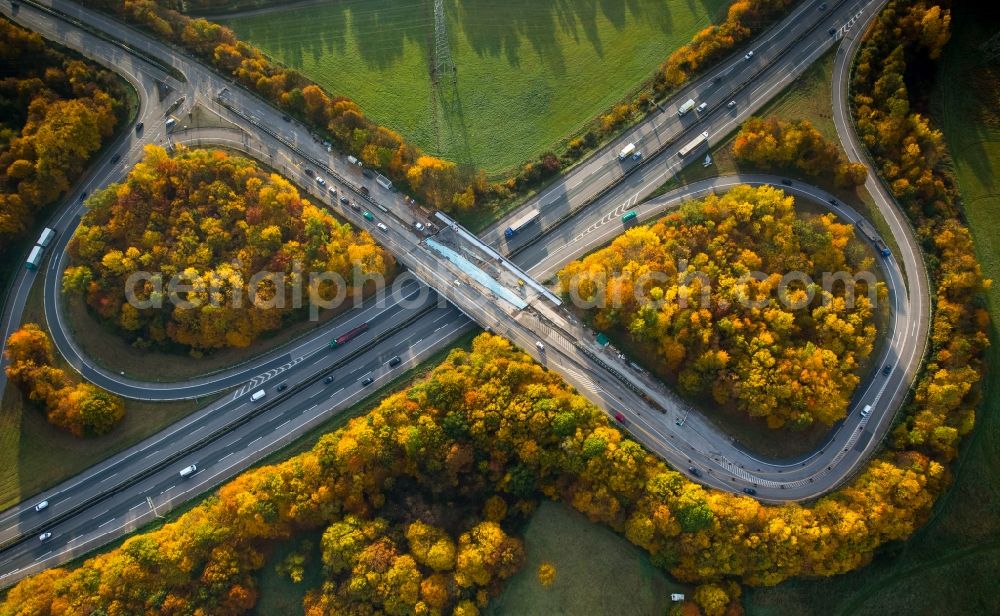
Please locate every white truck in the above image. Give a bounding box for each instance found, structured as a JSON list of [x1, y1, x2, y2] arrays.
[[618, 143, 641, 161], [678, 99, 696, 116]]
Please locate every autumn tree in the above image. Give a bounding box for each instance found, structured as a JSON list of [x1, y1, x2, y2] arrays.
[[558, 185, 880, 428], [65, 145, 391, 352], [4, 324, 125, 436]]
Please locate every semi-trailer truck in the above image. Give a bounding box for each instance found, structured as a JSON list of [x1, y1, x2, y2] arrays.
[[329, 322, 369, 349]]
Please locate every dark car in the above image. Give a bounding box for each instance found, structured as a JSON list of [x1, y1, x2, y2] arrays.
[[388, 356, 402, 367], [362, 169, 374, 179], [359, 186, 370, 196], [828, 198, 838, 206], [323, 374, 335, 384], [742, 487, 757, 495], [304, 168, 315, 177], [340, 196, 350, 205], [882, 365, 892, 376], [276, 382, 288, 392], [351, 203, 362, 212], [79, 191, 88, 201], [282, 115, 291, 122], [135, 121, 144, 134], [688, 466, 702, 477], [829, 27, 838, 36], [361, 376, 374, 386], [110, 153, 122, 164], [781, 179, 793, 186]]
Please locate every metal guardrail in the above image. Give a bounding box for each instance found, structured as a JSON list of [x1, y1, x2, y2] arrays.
[[505, 0, 854, 260], [0, 301, 436, 554]]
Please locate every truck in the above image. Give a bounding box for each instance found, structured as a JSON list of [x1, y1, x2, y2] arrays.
[[36, 227, 55, 248], [329, 322, 369, 349], [25, 246, 43, 271], [504, 207, 540, 239], [618, 143, 637, 160], [678, 131, 710, 158], [678, 99, 696, 116]]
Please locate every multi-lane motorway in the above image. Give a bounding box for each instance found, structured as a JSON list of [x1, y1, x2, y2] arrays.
[[0, 0, 927, 587]]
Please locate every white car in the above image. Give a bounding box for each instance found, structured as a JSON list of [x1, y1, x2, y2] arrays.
[[39, 532, 52, 541], [744, 50, 754, 60], [727, 100, 737, 109], [34, 500, 49, 512], [316, 176, 326, 186], [376, 222, 388, 232]]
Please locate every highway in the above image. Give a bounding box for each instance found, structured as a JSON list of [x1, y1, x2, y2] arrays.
[[0, 0, 929, 587]]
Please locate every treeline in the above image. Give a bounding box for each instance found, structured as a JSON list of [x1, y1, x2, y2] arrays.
[[85, 0, 485, 212], [4, 324, 125, 437], [657, 0, 797, 91], [732, 116, 869, 187], [0, 17, 127, 268], [65, 145, 390, 352], [559, 185, 879, 429], [0, 334, 958, 614], [91, 1, 798, 210], [850, 0, 987, 463]]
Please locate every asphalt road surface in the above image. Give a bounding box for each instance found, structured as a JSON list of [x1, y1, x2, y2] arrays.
[[0, 0, 929, 587]]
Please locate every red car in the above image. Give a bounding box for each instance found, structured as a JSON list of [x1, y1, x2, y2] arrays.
[[613, 412, 627, 424]]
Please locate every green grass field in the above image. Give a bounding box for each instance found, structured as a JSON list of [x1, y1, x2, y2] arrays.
[[744, 5, 1000, 614], [220, 0, 728, 175], [485, 501, 684, 616]]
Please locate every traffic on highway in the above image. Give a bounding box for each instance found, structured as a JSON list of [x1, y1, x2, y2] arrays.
[[0, 0, 926, 589]]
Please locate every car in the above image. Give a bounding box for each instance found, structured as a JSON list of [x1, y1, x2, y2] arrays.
[[316, 176, 326, 186], [828, 198, 838, 205], [712, 75, 722, 84], [744, 50, 754, 61], [351, 203, 362, 212], [328, 186, 337, 195], [363, 211, 374, 221], [376, 222, 388, 232], [359, 186, 370, 196], [860, 404, 873, 418], [696, 102, 708, 114], [414, 222, 425, 232], [388, 356, 401, 367], [883, 365, 892, 376], [688, 467, 702, 477], [34, 500, 49, 512], [179, 464, 198, 478], [361, 376, 374, 386], [829, 27, 838, 36], [613, 411, 627, 424], [282, 115, 291, 122], [110, 153, 121, 164], [536, 341, 545, 352], [742, 487, 757, 495], [323, 374, 335, 384], [135, 121, 144, 133], [79, 191, 88, 201], [340, 196, 350, 205], [362, 169, 375, 179], [727, 100, 737, 109], [38, 532, 52, 541], [781, 179, 793, 186], [304, 168, 315, 177], [276, 382, 288, 392]]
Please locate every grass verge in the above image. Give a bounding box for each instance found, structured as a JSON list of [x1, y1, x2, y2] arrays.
[[0, 272, 220, 511], [745, 5, 1000, 613]]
